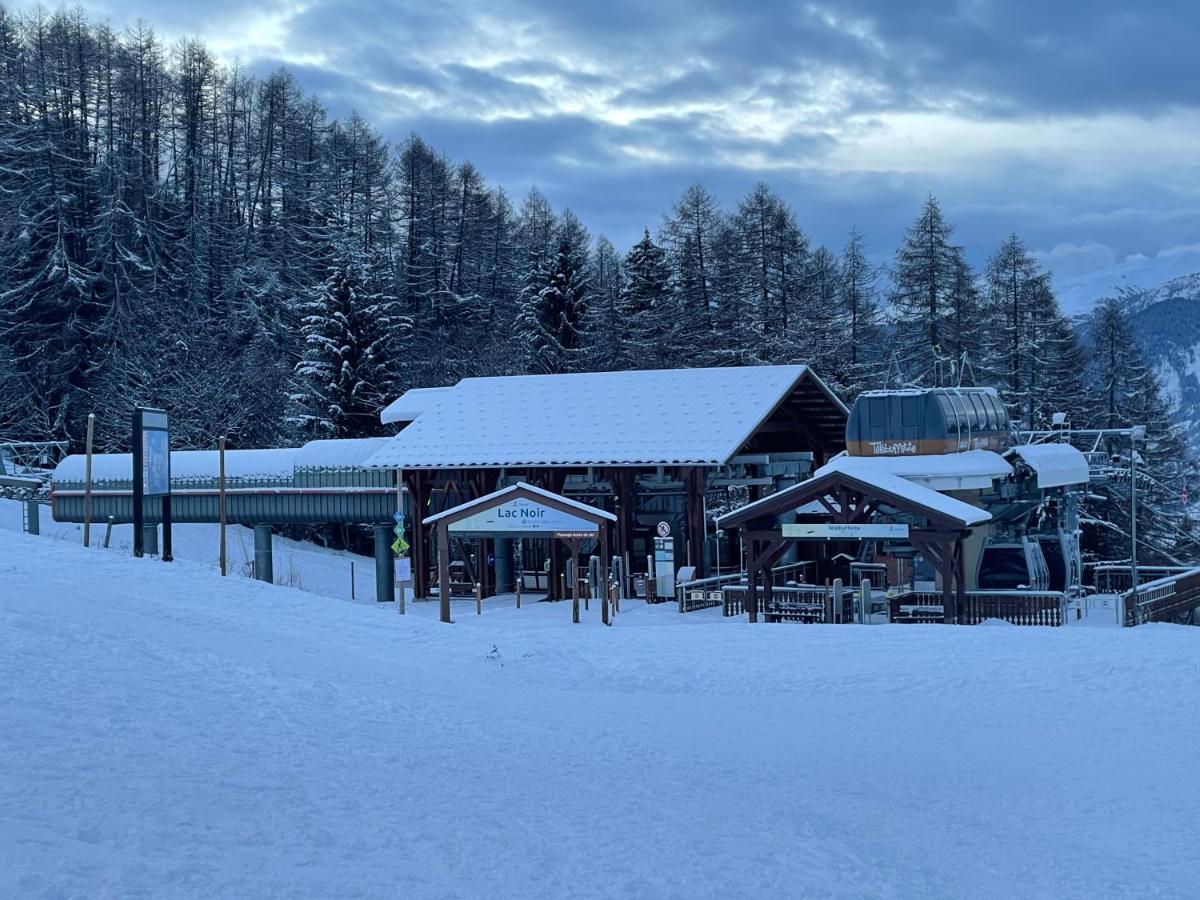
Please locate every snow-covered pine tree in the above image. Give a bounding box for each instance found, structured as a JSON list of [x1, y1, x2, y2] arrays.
[[795, 245, 841, 374], [618, 229, 673, 369], [583, 235, 626, 371], [943, 248, 984, 383], [661, 185, 721, 348], [291, 246, 409, 438], [982, 234, 1044, 426], [1084, 298, 1196, 564], [831, 228, 886, 397], [731, 183, 809, 363], [517, 210, 590, 375], [888, 196, 962, 385]]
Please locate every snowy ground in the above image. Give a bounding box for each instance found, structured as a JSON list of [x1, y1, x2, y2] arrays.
[[1, 498, 378, 604], [3, 515, 1199, 898]]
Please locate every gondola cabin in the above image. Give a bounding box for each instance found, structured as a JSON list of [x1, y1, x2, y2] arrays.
[[846, 388, 1013, 457]]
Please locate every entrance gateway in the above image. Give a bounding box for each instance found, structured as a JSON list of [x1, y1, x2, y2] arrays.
[[424, 482, 617, 624]]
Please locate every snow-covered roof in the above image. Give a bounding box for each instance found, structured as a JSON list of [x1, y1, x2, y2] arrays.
[[380, 387, 454, 425], [52, 448, 299, 484], [815, 450, 1012, 491], [294, 438, 390, 469], [368, 365, 847, 469], [1008, 443, 1090, 488], [718, 456, 992, 529], [424, 481, 617, 525]]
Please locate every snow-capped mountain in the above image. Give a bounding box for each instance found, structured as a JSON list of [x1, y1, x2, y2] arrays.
[[1117, 273, 1200, 454]]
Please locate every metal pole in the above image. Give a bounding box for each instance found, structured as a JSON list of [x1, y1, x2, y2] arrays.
[[515, 537, 522, 609], [161, 493, 173, 562], [350, 560, 356, 600], [132, 408, 143, 558], [476, 581, 483, 615], [83, 413, 94, 547], [218, 435, 227, 576], [571, 555, 580, 624], [374, 525, 394, 602], [253, 525, 273, 584], [1130, 438, 1139, 590]]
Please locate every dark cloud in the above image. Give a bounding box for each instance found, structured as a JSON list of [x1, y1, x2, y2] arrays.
[[16, 0, 1200, 302]]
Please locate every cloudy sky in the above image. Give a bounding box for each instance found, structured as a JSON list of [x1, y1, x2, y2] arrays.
[[40, 0, 1200, 310]]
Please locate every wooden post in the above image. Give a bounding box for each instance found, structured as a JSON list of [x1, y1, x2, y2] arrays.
[[218, 435, 227, 576], [438, 522, 451, 624], [515, 573, 522, 610], [569, 539, 581, 624], [747, 539, 759, 623], [82, 413, 95, 548], [350, 560, 356, 600], [476, 581, 482, 616]]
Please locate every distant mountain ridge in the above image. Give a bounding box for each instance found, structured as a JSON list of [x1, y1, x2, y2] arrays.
[[1099, 273, 1200, 455]]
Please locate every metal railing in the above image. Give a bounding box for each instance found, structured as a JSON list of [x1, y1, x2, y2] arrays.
[[676, 573, 743, 613], [1123, 567, 1200, 626], [1091, 564, 1193, 594]]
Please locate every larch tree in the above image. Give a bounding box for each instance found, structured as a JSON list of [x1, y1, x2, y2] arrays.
[[889, 196, 961, 385]]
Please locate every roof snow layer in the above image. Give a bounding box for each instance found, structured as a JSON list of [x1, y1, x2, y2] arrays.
[[424, 481, 617, 525], [379, 387, 454, 425], [1009, 443, 1090, 488], [366, 366, 845, 470], [814, 450, 1012, 491], [720, 454, 992, 529], [294, 438, 391, 470], [53, 448, 299, 484]]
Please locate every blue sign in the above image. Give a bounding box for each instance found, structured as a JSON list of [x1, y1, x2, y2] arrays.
[[393, 511, 405, 524], [142, 428, 170, 496]]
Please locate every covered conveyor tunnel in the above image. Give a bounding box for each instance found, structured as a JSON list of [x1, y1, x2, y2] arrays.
[[49, 439, 403, 601]]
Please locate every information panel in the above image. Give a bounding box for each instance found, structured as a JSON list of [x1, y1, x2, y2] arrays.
[[782, 523, 909, 540], [449, 497, 598, 538]]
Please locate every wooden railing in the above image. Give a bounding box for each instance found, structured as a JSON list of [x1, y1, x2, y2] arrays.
[[1123, 567, 1200, 626]]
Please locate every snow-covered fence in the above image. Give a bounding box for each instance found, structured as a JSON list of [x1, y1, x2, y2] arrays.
[[890, 591, 1066, 626], [1123, 567, 1200, 626], [960, 591, 1065, 626], [676, 573, 741, 613]]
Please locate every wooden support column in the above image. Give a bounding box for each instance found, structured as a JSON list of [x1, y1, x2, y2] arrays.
[[953, 536, 967, 624], [408, 471, 431, 600], [684, 467, 709, 578], [599, 522, 610, 625], [438, 520, 451, 623], [614, 468, 635, 578], [545, 468, 568, 600], [747, 538, 759, 623]]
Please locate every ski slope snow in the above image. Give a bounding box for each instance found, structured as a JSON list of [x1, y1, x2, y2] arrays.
[[2, 525, 1198, 898]]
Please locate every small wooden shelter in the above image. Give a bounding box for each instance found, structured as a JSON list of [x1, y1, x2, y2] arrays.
[[424, 481, 617, 623], [716, 462, 991, 624]]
